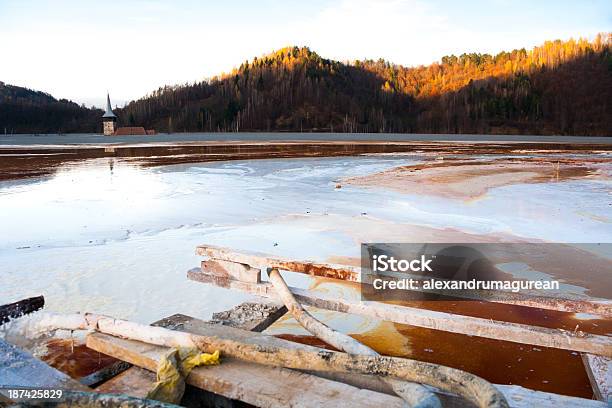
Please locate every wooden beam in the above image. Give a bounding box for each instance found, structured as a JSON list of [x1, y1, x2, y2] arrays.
[[188, 269, 612, 357], [0, 296, 44, 325], [87, 314, 606, 408], [0, 338, 90, 399], [197, 245, 612, 317], [196, 245, 360, 282], [361, 273, 612, 318], [582, 354, 611, 402], [202, 259, 261, 284]]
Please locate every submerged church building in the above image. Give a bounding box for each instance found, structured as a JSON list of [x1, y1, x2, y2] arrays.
[[102, 93, 156, 136]]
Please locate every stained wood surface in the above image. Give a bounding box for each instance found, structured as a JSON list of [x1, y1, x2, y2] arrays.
[[196, 244, 360, 282], [88, 314, 606, 408], [0, 338, 90, 394], [582, 353, 611, 402], [188, 269, 612, 357]]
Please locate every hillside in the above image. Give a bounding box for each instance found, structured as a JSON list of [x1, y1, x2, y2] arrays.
[[0, 82, 101, 134], [118, 33, 612, 136], [2, 33, 611, 135]]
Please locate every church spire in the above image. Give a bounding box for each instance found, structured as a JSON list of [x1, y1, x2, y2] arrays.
[[102, 92, 116, 118]]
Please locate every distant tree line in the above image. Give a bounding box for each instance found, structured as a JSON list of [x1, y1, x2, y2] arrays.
[[2, 34, 610, 135], [0, 82, 101, 134]]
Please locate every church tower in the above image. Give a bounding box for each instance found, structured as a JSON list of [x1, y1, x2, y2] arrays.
[[102, 93, 117, 135]]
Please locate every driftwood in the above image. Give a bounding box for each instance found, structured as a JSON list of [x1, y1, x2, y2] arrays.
[[30, 312, 507, 408], [268, 268, 443, 408], [188, 269, 612, 357], [0, 295, 45, 325]]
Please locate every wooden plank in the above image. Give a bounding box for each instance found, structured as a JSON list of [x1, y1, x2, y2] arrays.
[[202, 259, 261, 283], [188, 269, 612, 357], [495, 384, 606, 408], [198, 245, 612, 317], [87, 315, 606, 408], [196, 244, 360, 282], [87, 334, 405, 408], [0, 338, 90, 395], [361, 273, 612, 318], [0, 296, 44, 325], [94, 301, 286, 402], [582, 353, 611, 402]]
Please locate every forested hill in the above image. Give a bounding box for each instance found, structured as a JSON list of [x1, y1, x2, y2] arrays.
[[0, 82, 101, 134], [118, 34, 612, 136], [2, 34, 611, 135]]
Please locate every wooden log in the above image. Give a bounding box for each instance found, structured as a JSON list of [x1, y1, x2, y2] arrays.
[[581, 354, 611, 402], [0, 295, 44, 325], [188, 269, 612, 357], [197, 245, 612, 317], [0, 338, 90, 398], [87, 314, 606, 408]]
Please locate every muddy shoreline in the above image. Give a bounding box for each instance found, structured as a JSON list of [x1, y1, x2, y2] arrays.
[[343, 156, 611, 200], [1, 140, 611, 182]]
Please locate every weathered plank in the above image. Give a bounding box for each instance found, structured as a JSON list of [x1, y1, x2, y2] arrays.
[[93, 302, 286, 402], [202, 259, 261, 283], [582, 353, 611, 402], [188, 269, 612, 357], [0, 338, 90, 395], [87, 333, 405, 407], [87, 315, 606, 408], [196, 244, 360, 282], [0, 295, 45, 325], [198, 245, 612, 317]]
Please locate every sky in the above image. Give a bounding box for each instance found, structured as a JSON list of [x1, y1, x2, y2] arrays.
[[1, 0, 610, 107]]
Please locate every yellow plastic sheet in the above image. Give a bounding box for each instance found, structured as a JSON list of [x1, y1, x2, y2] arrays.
[[146, 348, 220, 404]]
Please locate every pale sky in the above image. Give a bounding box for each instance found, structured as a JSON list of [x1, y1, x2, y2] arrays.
[[1, 0, 610, 107]]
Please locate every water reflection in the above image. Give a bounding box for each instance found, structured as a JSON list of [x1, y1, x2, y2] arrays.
[[1, 154, 610, 323]]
